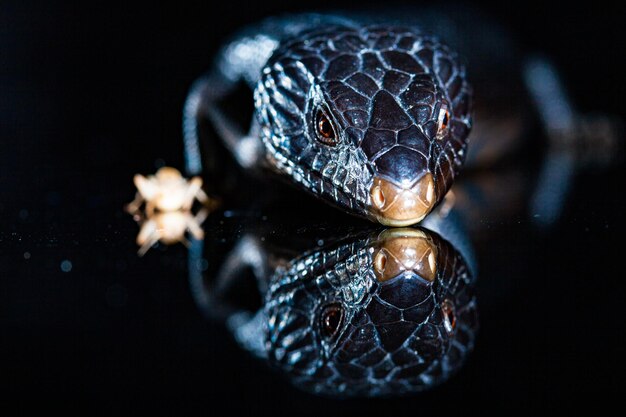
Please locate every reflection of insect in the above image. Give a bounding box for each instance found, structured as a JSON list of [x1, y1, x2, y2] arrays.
[[126, 167, 211, 215], [135, 209, 208, 256], [126, 166, 217, 255]]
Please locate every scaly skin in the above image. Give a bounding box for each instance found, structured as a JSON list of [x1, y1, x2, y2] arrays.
[[255, 23, 472, 225], [264, 228, 477, 397], [186, 10, 618, 399]]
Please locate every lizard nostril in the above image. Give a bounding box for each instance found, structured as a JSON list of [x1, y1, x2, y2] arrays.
[[371, 185, 386, 208]]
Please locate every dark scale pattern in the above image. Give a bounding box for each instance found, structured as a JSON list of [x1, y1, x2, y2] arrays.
[[255, 22, 472, 219], [264, 229, 478, 397]]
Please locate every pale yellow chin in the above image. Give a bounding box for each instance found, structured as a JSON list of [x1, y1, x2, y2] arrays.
[[369, 173, 437, 227], [374, 214, 430, 227], [372, 228, 438, 283]]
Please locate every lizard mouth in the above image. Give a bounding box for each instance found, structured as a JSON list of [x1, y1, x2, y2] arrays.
[[372, 228, 438, 283], [368, 173, 437, 226]]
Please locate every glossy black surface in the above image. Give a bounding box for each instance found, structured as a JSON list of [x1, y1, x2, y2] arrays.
[[191, 226, 478, 397], [1, 1, 625, 415]]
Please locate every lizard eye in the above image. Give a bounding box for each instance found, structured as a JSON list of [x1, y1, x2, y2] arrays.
[[319, 303, 344, 339], [436, 104, 450, 140], [315, 108, 339, 146]]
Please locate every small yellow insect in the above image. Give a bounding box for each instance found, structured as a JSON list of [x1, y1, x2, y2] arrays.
[[126, 167, 216, 255], [126, 166, 211, 215]]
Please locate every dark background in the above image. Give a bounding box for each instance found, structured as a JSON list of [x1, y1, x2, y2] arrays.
[[1, 1, 625, 415]]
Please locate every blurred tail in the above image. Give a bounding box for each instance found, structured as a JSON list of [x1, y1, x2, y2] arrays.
[[523, 56, 622, 226], [182, 77, 211, 176]]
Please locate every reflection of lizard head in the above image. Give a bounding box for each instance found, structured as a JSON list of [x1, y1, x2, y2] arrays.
[[265, 228, 477, 396]]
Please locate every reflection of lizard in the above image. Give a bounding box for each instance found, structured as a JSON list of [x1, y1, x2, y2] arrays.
[[188, 222, 477, 397]]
